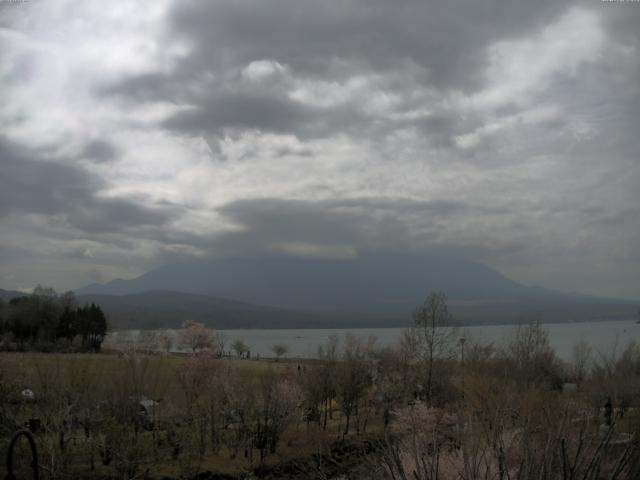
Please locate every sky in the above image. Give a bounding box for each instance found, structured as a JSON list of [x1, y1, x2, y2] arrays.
[[0, 0, 639, 299]]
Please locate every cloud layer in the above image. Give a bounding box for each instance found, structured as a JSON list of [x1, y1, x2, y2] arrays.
[[0, 0, 639, 298]]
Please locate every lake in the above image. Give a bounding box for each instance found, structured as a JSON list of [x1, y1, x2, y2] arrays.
[[106, 320, 640, 361]]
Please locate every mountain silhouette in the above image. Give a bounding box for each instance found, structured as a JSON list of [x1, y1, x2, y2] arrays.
[[76, 254, 637, 327]]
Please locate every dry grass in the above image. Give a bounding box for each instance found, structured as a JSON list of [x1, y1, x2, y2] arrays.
[[0, 351, 366, 479]]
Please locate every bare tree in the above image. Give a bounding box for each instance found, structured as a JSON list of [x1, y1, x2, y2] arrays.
[[413, 292, 457, 404], [157, 331, 173, 354], [254, 371, 301, 461], [335, 334, 373, 436], [506, 321, 561, 388], [316, 335, 339, 430], [231, 338, 249, 358], [572, 340, 592, 383], [214, 331, 226, 357]]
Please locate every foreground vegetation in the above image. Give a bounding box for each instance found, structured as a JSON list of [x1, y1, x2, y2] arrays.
[[1, 293, 639, 479]]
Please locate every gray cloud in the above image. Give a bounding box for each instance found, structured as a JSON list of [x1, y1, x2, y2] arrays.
[[211, 198, 406, 256], [80, 140, 119, 163], [208, 197, 517, 259], [167, 0, 570, 89], [99, 0, 576, 144], [0, 136, 172, 232], [0, 0, 639, 299], [162, 93, 317, 137], [98, 0, 640, 167]]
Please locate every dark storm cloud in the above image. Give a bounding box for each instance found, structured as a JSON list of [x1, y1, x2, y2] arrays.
[[600, 5, 640, 48], [1, 138, 90, 217], [0, 136, 172, 232], [214, 198, 392, 252], [94, 0, 636, 170], [98, 0, 576, 143], [103, 71, 369, 140], [210, 197, 512, 257], [163, 92, 369, 140], [163, 93, 313, 136], [67, 198, 171, 233], [167, 0, 570, 89], [97, 72, 182, 103], [80, 140, 118, 163]]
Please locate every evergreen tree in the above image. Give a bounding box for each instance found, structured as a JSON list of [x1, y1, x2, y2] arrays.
[[1, 287, 108, 351]]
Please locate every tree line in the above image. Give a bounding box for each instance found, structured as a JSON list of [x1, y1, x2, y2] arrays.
[[0, 286, 107, 352]]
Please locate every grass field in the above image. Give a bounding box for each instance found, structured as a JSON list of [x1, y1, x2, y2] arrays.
[[0, 350, 379, 479], [2, 325, 640, 479]]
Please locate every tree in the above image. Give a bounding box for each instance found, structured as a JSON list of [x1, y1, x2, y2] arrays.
[[1, 287, 107, 351], [179, 321, 215, 353], [413, 292, 457, 404], [213, 332, 226, 357], [56, 305, 77, 340], [572, 340, 592, 383], [506, 321, 561, 388], [157, 331, 174, 353], [231, 339, 248, 358], [335, 334, 373, 436], [316, 335, 339, 429], [0, 298, 5, 336], [86, 303, 107, 350], [270, 343, 289, 361], [59, 290, 78, 311], [253, 371, 301, 460]]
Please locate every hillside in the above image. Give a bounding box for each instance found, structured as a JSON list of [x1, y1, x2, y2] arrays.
[[0, 288, 26, 301], [78, 254, 527, 307], [76, 290, 395, 330], [76, 254, 638, 327]]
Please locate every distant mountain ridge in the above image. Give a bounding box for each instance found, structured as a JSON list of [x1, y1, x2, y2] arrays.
[[75, 290, 363, 329], [0, 288, 26, 301], [76, 254, 638, 327], [78, 254, 523, 301]]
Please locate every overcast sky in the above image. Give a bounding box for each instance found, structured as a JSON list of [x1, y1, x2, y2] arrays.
[[0, 0, 638, 299]]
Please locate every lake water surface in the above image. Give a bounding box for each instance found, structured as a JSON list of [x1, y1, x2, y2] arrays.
[[108, 320, 640, 361]]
